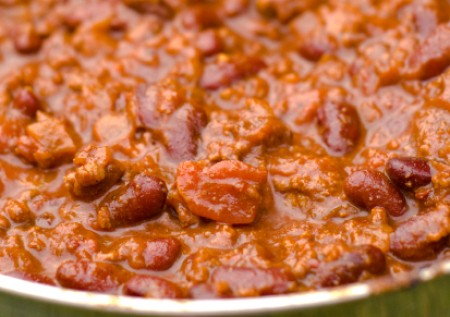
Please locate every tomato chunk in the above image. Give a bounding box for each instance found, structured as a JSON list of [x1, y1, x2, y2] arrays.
[[176, 160, 267, 224]]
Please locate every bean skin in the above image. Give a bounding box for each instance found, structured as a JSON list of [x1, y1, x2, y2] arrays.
[[138, 237, 181, 271], [390, 205, 450, 260], [386, 157, 432, 190], [124, 275, 183, 299], [344, 170, 407, 217], [56, 261, 129, 293], [210, 266, 296, 297], [97, 172, 167, 229], [13, 88, 41, 117], [317, 101, 361, 155], [14, 26, 43, 54], [316, 245, 386, 288]]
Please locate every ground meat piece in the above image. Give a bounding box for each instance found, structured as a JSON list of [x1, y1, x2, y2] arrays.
[[16, 112, 77, 168], [412, 102, 450, 161], [65, 145, 123, 198], [176, 160, 267, 224], [390, 205, 450, 260], [202, 99, 288, 161]]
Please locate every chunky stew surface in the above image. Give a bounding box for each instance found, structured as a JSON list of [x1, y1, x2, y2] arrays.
[[0, 0, 449, 299]]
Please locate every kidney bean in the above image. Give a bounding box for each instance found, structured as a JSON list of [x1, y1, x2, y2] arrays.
[[97, 172, 167, 229], [386, 157, 432, 190], [196, 30, 223, 57], [316, 245, 385, 288], [409, 22, 450, 79], [200, 56, 266, 90], [317, 101, 361, 155], [124, 275, 183, 299], [162, 104, 207, 162], [181, 5, 221, 30], [189, 283, 224, 299], [344, 170, 407, 217], [123, 0, 174, 19], [390, 205, 450, 260], [14, 26, 43, 54], [13, 88, 41, 117], [135, 83, 184, 130], [141, 237, 181, 270], [210, 266, 296, 297], [5, 270, 55, 286], [56, 261, 128, 293], [176, 160, 267, 224]]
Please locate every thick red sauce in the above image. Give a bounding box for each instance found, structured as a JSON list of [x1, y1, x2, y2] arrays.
[[0, 0, 449, 299]]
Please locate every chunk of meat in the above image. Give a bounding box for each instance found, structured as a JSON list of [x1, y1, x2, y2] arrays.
[[97, 172, 168, 229], [210, 266, 296, 297], [390, 205, 450, 260], [56, 260, 129, 293], [200, 55, 266, 90], [317, 101, 361, 155], [65, 145, 123, 198], [412, 103, 450, 161], [314, 245, 386, 288], [176, 160, 267, 224], [162, 104, 207, 162], [202, 99, 287, 161], [16, 112, 77, 168], [344, 170, 407, 217], [124, 275, 183, 298], [101, 237, 181, 270], [386, 157, 432, 190], [409, 22, 450, 79]]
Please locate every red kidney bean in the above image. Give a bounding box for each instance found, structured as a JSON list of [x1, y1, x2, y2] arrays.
[[97, 172, 167, 229], [13, 88, 41, 117], [124, 275, 183, 299], [200, 56, 266, 90], [135, 84, 184, 130], [386, 157, 432, 190], [5, 270, 55, 286], [176, 160, 267, 224], [123, 0, 174, 19], [317, 101, 361, 155], [390, 205, 450, 260], [14, 26, 43, 54], [141, 237, 181, 271], [56, 261, 128, 293], [210, 266, 296, 297], [316, 245, 386, 288], [344, 170, 407, 217], [409, 22, 450, 80], [181, 5, 221, 30], [189, 283, 224, 299], [162, 104, 207, 162], [195, 30, 223, 57]]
